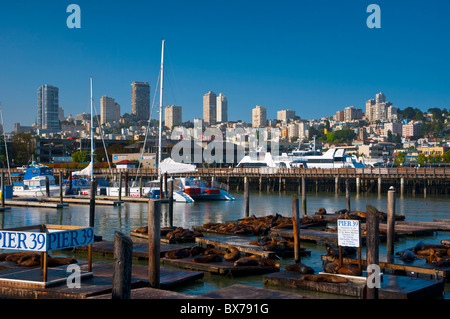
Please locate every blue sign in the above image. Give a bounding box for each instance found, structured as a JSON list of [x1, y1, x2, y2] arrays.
[[0, 227, 94, 252]]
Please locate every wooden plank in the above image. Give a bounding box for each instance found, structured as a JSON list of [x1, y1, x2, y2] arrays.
[[263, 271, 444, 299], [201, 284, 316, 299], [41, 197, 123, 206], [395, 221, 450, 231]]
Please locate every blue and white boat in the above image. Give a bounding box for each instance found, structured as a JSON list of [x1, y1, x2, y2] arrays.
[[12, 163, 60, 197]]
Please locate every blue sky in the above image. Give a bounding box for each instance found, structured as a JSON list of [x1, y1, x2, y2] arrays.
[[0, 0, 449, 132]]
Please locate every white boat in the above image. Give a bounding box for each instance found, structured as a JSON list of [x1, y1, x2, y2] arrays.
[[288, 148, 366, 168], [236, 148, 293, 168], [12, 163, 61, 197]]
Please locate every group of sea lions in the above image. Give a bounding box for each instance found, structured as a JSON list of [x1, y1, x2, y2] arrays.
[[132, 226, 202, 241], [397, 241, 450, 266], [322, 243, 362, 276], [0, 252, 77, 267], [200, 214, 325, 236], [164, 245, 279, 268]]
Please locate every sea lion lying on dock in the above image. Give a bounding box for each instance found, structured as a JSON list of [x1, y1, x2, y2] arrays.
[[284, 262, 314, 274], [193, 253, 222, 263], [249, 236, 297, 253], [233, 255, 279, 268], [0, 252, 77, 267], [300, 274, 348, 284], [165, 248, 191, 259], [224, 247, 240, 261]]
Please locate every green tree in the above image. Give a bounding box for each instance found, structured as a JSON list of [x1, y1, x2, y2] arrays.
[[394, 152, 406, 165], [443, 150, 450, 163], [416, 153, 427, 166], [72, 150, 90, 163]]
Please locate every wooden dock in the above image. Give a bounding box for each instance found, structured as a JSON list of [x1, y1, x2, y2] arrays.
[[42, 197, 123, 206], [200, 284, 317, 299], [5, 200, 68, 209], [0, 261, 203, 299], [196, 235, 310, 259], [161, 255, 280, 276], [263, 271, 444, 299], [73, 240, 186, 259], [321, 253, 450, 282]]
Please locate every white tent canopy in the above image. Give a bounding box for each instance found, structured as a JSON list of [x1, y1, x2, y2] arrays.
[[159, 158, 197, 174]]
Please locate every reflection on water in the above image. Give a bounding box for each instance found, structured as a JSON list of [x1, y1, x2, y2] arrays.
[[0, 191, 448, 298]]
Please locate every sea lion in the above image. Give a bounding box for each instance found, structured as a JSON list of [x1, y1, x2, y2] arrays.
[[284, 262, 315, 274], [193, 253, 222, 263], [5, 252, 37, 263], [398, 250, 416, 263], [300, 274, 348, 283], [189, 246, 206, 256], [233, 256, 264, 267], [165, 248, 190, 259], [324, 244, 338, 257], [224, 247, 240, 261], [316, 208, 327, 215], [18, 254, 41, 267], [335, 264, 361, 276]]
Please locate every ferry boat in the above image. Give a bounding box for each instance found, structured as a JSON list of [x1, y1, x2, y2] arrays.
[[288, 148, 366, 168], [12, 164, 61, 197]]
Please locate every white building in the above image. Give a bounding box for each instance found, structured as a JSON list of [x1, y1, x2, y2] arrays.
[[216, 93, 227, 123]]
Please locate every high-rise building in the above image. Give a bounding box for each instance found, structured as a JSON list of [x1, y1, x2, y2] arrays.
[[216, 93, 227, 123], [37, 84, 60, 130], [365, 92, 393, 122], [100, 95, 120, 124], [335, 111, 344, 122], [203, 91, 217, 126], [131, 82, 150, 121], [252, 105, 267, 128], [277, 109, 295, 122], [344, 106, 363, 122], [165, 105, 182, 129]]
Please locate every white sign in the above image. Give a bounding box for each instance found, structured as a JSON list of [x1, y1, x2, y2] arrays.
[[337, 219, 361, 247], [0, 227, 94, 252]]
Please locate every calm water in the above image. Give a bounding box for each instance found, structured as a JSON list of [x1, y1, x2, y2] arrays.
[[0, 191, 449, 299]]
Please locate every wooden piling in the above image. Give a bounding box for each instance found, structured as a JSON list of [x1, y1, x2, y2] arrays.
[[346, 179, 350, 212], [168, 180, 173, 227], [112, 231, 133, 299], [356, 177, 360, 195], [59, 171, 63, 204], [89, 179, 97, 228], [124, 171, 129, 197], [45, 177, 50, 197], [301, 176, 307, 216], [292, 196, 301, 263], [365, 204, 380, 299], [244, 176, 249, 217], [1, 172, 4, 208], [148, 199, 161, 288], [386, 187, 396, 261], [118, 172, 122, 201], [164, 173, 168, 199]]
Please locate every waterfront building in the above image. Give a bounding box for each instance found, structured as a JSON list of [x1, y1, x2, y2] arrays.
[[131, 81, 150, 121], [37, 84, 60, 131]]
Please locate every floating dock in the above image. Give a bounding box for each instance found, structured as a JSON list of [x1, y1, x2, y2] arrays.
[[5, 200, 68, 209], [320, 253, 450, 282], [73, 240, 186, 259], [42, 197, 123, 206], [263, 271, 444, 299], [0, 261, 203, 299], [195, 235, 310, 259], [200, 284, 317, 299]]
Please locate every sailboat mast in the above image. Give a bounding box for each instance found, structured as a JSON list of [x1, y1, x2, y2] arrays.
[[90, 77, 94, 182], [158, 39, 165, 171]]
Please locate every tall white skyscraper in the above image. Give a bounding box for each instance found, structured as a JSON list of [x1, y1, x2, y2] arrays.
[[37, 84, 60, 130], [216, 93, 227, 123]]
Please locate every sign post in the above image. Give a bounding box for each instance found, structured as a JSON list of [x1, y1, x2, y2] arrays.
[[337, 219, 362, 272]]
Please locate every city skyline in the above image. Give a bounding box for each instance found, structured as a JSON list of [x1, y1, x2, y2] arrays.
[[1, 1, 450, 132]]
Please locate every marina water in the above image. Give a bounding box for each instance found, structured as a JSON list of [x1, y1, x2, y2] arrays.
[[0, 191, 448, 299]]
